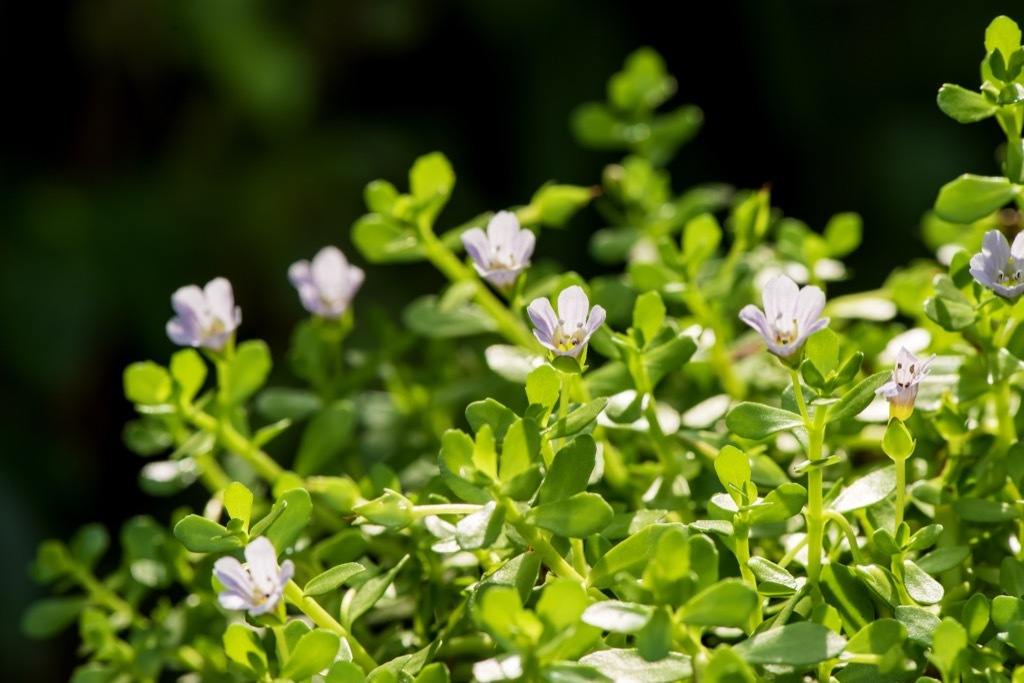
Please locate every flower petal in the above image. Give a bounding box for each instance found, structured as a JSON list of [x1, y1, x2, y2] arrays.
[[512, 228, 536, 265], [171, 285, 206, 320], [217, 591, 253, 612], [527, 297, 558, 345], [557, 286, 589, 328], [461, 228, 491, 269], [244, 537, 280, 591], [1012, 232, 1024, 260], [584, 304, 607, 338], [204, 278, 236, 325], [166, 318, 196, 347], [288, 260, 313, 290], [311, 246, 347, 300], [213, 556, 253, 597], [738, 305, 771, 344], [795, 284, 826, 333], [487, 211, 521, 251], [762, 275, 799, 323]]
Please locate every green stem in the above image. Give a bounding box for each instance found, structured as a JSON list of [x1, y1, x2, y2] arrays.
[[995, 380, 1018, 444], [684, 289, 743, 398], [894, 456, 906, 532], [193, 449, 233, 493], [824, 511, 865, 565], [790, 367, 810, 424], [733, 519, 757, 590], [284, 581, 377, 673], [503, 502, 594, 592], [417, 220, 538, 350], [273, 625, 291, 662], [411, 504, 483, 518], [805, 405, 828, 586], [558, 371, 572, 451], [68, 560, 148, 628], [184, 406, 285, 483]]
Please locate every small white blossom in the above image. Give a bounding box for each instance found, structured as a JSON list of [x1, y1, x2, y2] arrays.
[[969, 229, 1024, 298], [876, 347, 935, 421], [212, 537, 294, 616], [288, 246, 365, 318], [166, 277, 242, 352], [527, 285, 606, 358], [738, 275, 829, 357], [461, 211, 536, 288]]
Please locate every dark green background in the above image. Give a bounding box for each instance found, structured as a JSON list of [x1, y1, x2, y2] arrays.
[[0, 1, 1009, 679]]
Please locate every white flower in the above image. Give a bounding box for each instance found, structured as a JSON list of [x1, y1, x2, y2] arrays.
[[876, 347, 935, 421], [461, 211, 536, 288], [969, 229, 1024, 298], [289, 246, 365, 318], [166, 277, 242, 352], [212, 537, 294, 616], [527, 285, 606, 358], [738, 275, 829, 358]]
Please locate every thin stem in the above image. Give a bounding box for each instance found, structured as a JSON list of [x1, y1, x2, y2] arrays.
[[193, 449, 233, 494], [805, 405, 828, 586], [894, 456, 906, 532], [558, 370, 572, 451], [184, 406, 284, 483], [790, 367, 810, 424], [995, 380, 1018, 444], [411, 504, 484, 518], [283, 581, 377, 672], [67, 560, 148, 629], [824, 511, 865, 565], [732, 519, 758, 590]]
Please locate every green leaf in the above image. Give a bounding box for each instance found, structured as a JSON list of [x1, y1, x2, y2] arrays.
[[223, 624, 267, 677], [588, 523, 686, 588], [124, 362, 172, 405], [682, 213, 722, 277], [916, 546, 971, 575], [954, 497, 1020, 522], [526, 184, 593, 228], [526, 365, 561, 409], [928, 618, 967, 680], [456, 501, 505, 550], [403, 295, 498, 338], [281, 629, 341, 681], [501, 418, 540, 482], [934, 174, 1020, 224], [527, 492, 613, 538], [823, 212, 862, 257], [820, 564, 874, 634], [637, 606, 672, 663], [227, 340, 272, 405], [477, 552, 542, 605], [725, 402, 803, 440], [255, 387, 323, 422], [69, 524, 109, 571], [924, 274, 978, 331], [882, 418, 915, 461], [413, 663, 450, 683], [581, 601, 653, 633], [364, 179, 399, 214], [831, 466, 895, 513], [439, 429, 492, 505], [746, 483, 807, 524], [608, 47, 676, 112], [843, 619, 906, 655], [827, 371, 889, 423], [539, 435, 597, 504], [466, 399, 518, 442], [992, 595, 1024, 630], [703, 647, 757, 683], [577, 649, 692, 683], [895, 605, 941, 647], [986, 16, 1022, 61], [1002, 556, 1024, 597], [804, 328, 839, 378], [295, 401, 357, 476], [633, 291, 666, 349], [713, 445, 751, 507], [733, 622, 846, 667], [906, 524, 943, 552], [962, 593, 990, 643], [536, 579, 590, 635], [643, 333, 697, 387], [304, 563, 366, 596], [263, 488, 313, 552], [173, 515, 243, 553], [872, 529, 902, 556], [855, 564, 900, 607], [903, 560, 944, 605], [937, 84, 999, 123], [224, 482, 253, 528], [678, 579, 757, 628], [21, 597, 88, 639], [170, 349, 207, 402], [748, 556, 798, 593], [354, 489, 414, 529], [409, 152, 455, 224], [344, 556, 409, 627], [352, 213, 423, 263], [544, 398, 609, 439]]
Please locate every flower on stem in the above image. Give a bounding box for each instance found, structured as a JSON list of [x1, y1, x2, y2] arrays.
[[212, 536, 294, 616], [527, 285, 606, 358], [969, 229, 1024, 298], [166, 277, 242, 352], [738, 275, 829, 358], [876, 346, 935, 421], [289, 246, 365, 318], [461, 211, 536, 288]]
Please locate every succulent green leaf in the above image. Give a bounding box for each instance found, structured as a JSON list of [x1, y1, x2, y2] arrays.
[[733, 622, 846, 667], [223, 624, 268, 678], [527, 492, 613, 538], [281, 629, 341, 681], [539, 435, 597, 504], [725, 402, 804, 440], [304, 562, 366, 596], [173, 515, 244, 553], [934, 174, 1020, 224], [124, 361, 172, 405]]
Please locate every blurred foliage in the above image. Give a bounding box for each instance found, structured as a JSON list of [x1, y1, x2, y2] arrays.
[[0, 0, 1016, 679]]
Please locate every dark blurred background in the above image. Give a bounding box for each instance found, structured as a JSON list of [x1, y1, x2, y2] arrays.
[[0, 0, 1012, 678]]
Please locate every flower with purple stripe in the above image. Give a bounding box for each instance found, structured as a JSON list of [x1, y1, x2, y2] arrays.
[[289, 246, 365, 318], [876, 347, 935, 421], [969, 229, 1024, 299]]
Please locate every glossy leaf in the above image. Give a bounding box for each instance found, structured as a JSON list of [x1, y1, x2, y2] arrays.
[[725, 402, 803, 440], [527, 492, 613, 538], [733, 622, 846, 667], [934, 174, 1020, 224]]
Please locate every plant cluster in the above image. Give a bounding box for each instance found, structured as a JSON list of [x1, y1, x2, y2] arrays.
[[25, 16, 1024, 683]]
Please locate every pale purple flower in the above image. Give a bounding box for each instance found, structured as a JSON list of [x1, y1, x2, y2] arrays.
[[969, 229, 1024, 298], [528, 285, 606, 358], [212, 537, 294, 616], [738, 275, 829, 357], [166, 277, 242, 352], [876, 347, 935, 421], [461, 211, 536, 288], [288, 246, 365, 318]]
